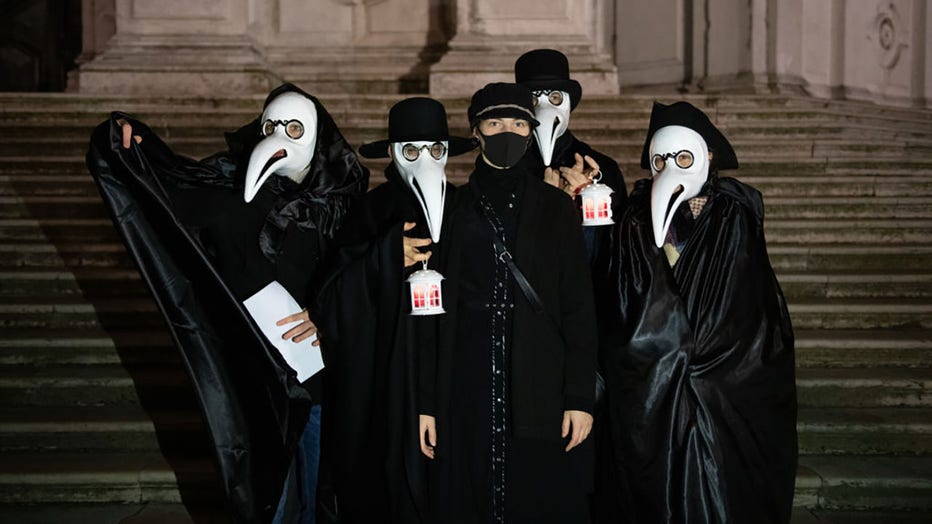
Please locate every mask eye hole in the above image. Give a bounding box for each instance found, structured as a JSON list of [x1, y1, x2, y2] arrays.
[[548, 91, 564, 106], [651, 154, 666, 172], [262, 120, 275, 136], [402, 144, 420, 161], [675, 151, 694, 169], [429, 142, 447, 160], [285, 121, 304, 140]]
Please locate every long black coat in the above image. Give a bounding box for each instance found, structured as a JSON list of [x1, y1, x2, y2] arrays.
[[313, 167, 452, 524], [85, 85, 368, 523], [430, 168, 598, 441], [600, 176, 797, 523]]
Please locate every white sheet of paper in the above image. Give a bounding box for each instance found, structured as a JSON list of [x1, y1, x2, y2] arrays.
[[243, 281, 324, 382]]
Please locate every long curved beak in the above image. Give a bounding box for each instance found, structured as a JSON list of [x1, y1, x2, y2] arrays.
[[244, 136, 293, 203], [650, 174, 689, 248], [410, 170, 446, 243], [533, 106, 563, 167]]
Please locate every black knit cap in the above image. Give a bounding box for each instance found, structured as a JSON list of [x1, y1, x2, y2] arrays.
[[467, 82, 540, 129], [359, 97, 476, 159], [640, 101, 739, 171], [514, 49, 583, 110]]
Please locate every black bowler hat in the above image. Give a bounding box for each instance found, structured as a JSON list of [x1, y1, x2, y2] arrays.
[[359, 97, 476, 159], [639, 101, 739, 171], [467, 82, 540, 128], [515, 49, 583, 110]]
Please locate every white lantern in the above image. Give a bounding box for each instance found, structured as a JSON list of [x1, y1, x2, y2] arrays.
[[407, 262, 445, 315], [579, 172, 614, 226]]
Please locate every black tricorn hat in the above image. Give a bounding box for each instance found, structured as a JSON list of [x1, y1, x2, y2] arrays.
[[359, 97, 476, 159], [467, 82, 540, 128], [639, 101, 739, 171], [514, 49, 583, 110]]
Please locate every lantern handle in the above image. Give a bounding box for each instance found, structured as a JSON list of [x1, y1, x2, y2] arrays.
[[589, 170, 603, 183], [421, 260, 428, 271]]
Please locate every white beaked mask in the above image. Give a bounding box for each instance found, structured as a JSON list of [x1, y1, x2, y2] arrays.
[[244, 92, 318, 203], [392, 140, 448, 243], [531, 90, 571, 166], [649, 125, 710, 248]]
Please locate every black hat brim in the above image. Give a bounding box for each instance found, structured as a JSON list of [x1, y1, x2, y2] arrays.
[[639, 101, 738, 171], [519, 78, 582, 110], [359, 136, 477, 159]]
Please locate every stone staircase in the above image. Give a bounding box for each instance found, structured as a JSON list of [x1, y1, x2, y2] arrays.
[[0, 92, 929, 522]]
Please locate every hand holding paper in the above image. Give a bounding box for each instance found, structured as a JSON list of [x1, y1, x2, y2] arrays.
[[243, 281, 324, 382]]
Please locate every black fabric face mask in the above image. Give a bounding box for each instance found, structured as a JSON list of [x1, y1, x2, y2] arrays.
[[479, 131, 530, 169]]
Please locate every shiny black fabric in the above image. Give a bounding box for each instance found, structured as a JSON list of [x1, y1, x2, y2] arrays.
[[313, 165, 449, 524], [600, 176, 797, 523], [85, 90, 368, 523]]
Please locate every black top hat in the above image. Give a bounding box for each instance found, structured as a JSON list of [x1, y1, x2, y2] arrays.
[[359, 97, 476, 159], [467, 82, 540, 128], [639, 101, 739, 171], [514, 49, 583, 110]]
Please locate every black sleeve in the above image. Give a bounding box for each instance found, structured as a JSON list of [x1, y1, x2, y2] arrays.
[[556, 195, 599, 414]]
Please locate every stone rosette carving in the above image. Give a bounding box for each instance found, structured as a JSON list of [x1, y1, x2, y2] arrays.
[[868, 1, 908, 69]]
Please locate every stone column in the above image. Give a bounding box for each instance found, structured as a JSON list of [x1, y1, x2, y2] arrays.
[[254, 0, 451, 94], [429, 0, 618, 97], [77, 0, 274, 95]]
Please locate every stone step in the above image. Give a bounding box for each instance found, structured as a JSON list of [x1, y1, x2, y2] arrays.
[[797, 407, 932, 456], [0, 502, 228, 524], [769, 244, 932, 272], [0, 269, 148, 298], [0, 364, 193, 408], [765, 197, 932, 219], [0, 329, 175, 367], [0, 452, 221, 505], [0, 406, 209, 455], [796, 455, 932, 511], [0, 298, 162, 330], [764, 220, 932, 244], [779, 273, 932, 299], [0, 243, 131, 269], [794, 329, 932, 368], [795, 367, 931, 408], [788, 299, 932, 330]]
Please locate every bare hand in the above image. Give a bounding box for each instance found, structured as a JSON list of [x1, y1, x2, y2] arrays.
[[558, 153, 600, 197], [276, 309, 320, 345], [403, 222, 432, 268], [561, 410, 593, 452], [543, 166, 561, 188], [419, 414, 437, 459], [116, 119, 142, 149]]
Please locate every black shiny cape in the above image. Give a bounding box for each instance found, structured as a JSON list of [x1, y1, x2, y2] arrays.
[[600, 176, 797, 523], [314, 165, 443, 523], [85, 86, 368, 523]]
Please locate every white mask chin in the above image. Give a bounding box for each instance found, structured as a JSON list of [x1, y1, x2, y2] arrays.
[[392, 141, 448, 244], [649, 125, 710, 248], [244, 92, 318, 203], [531, 90, 571, 166]]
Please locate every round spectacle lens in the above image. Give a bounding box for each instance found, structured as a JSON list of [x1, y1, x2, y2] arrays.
[[531, 96, 540, 107], [262, 120, 275, 136], [402, 144, 420, 161], [651, 154, 666, 172], [548, 91, 564, 106], [675, 151, 694, 169], [429, 142, 447, 160], [285, 121, 304, 140]]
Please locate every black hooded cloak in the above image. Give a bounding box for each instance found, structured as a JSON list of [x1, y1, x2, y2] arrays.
[[600, 175, 797, 523], [85, 84, 369, 523], [313, 164, 451, 524]]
